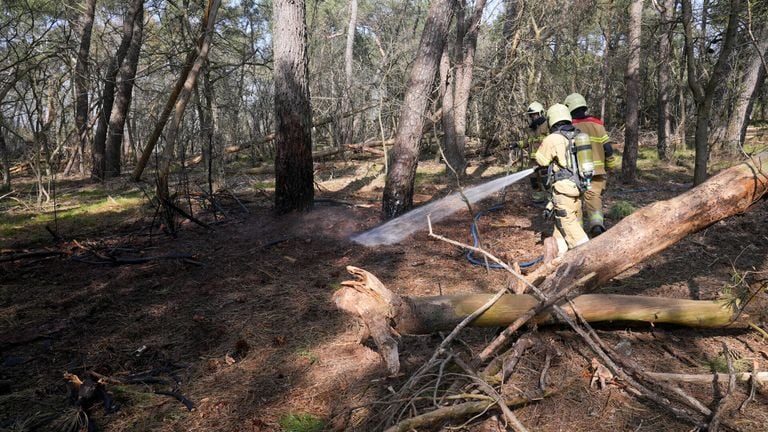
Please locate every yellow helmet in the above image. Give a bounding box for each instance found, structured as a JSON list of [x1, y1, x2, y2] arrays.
[[526, 101, 545, 116], [564, 93, 587, 112], [547, 103, 572, 127]]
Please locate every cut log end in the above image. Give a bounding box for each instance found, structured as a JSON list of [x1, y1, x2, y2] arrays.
[[334, 266, 405, 374]]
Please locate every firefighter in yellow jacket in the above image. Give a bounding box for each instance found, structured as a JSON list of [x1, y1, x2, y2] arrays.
[[522, 101, 549, 203], [535, 104, 589, 256], [563, 93, 619, 236]]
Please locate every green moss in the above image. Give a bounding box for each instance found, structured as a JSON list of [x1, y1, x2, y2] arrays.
[[279, 413, 324, 432]]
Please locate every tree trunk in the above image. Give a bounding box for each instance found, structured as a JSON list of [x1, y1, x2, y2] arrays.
[[720, 25, 768, 157], [440, 44, 458, 168], [382, 0, 456, 219], [197, 64, 225, 194], [599, 0, 615, 122], [448, 0, 486, 176], [273, 0, 314, 213], [91, 0, 142, 181], [622, 0, 643, 184], [441, 1, 463, 175], [0, 122, 10, 192], [526, 150, 768, 289], [131, 12, 210, 182], [683, 0, 742, 185], [656, 0, 675, 160], [105, 1, 144, 179], [340, 0, 357, 147], [156, 0, 221, 208], [194, 79, 212, 190], [340, 153, 767, 373], [73, 0, 97, 177], [501, 0, 517, 42]]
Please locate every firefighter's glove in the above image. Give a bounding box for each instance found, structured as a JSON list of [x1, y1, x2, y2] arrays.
[[543, 201, 555, 220], [604, 143, 620, 171], [605, 155, 621, 171]]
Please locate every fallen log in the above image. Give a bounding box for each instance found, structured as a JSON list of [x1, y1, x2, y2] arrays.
[[335, 267, 737, 334], [645, 371, 768, 385], [334, 267, 739, 372], [527, 152, 768, 289], [345, 143, 386, 156]]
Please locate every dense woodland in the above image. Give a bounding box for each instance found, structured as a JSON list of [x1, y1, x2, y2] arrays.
[[0, 0, 765, 216], [1, 0, 768, 431]]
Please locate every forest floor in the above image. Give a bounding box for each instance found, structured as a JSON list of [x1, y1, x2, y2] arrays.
[[1, 141, 768, 432]]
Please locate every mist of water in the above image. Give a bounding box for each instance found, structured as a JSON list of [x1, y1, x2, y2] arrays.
[[351, 168, 535, 247]]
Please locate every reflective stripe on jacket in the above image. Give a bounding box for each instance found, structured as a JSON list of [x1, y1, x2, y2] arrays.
[[572, 118, 609, 175]]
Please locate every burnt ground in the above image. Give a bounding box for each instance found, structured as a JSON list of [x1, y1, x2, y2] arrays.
[[1, 147, 767, 432]]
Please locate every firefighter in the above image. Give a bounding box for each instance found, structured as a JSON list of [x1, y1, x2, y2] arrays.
[[563, 93, 619, 237], [523, 101, 549, 203], [535, 104, 589, 257]]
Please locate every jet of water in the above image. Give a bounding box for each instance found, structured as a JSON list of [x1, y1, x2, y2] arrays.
[[351, 168, 535, 246]]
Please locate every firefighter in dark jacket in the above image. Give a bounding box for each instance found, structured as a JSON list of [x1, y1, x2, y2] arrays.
[[523, 101, 550, 203]]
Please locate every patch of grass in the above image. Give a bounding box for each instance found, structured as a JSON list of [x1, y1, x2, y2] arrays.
[[296, 349, 319, 364], [0, 193, 144, 244], [743, 142, 768, 155], [111, 385, 153, 407], [708, 354, 750, 373], [609, 200, 636, 221], [637, 146, 658, 161], [414, 170, 443, 186], [251, 180, 275, 189], [279, 413, 324, 432], [72, 188, 109, 199]]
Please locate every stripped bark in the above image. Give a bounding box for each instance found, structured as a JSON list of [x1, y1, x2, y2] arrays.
[[335, 267, 739, 373]]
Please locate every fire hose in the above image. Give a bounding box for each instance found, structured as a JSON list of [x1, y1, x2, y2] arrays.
[[466, 204, 543, 269]]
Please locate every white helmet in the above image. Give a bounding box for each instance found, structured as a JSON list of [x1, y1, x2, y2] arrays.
[[526, 101, 545, 116], [547, 104, 572, 128]]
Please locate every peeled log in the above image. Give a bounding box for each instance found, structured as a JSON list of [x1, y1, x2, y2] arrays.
[[527, 152, 768, 289], [401, 293, 736, 333], [335, 267, 738, 373], [336, 267, 737, 334]]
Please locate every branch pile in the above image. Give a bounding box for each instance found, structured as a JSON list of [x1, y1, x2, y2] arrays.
[[334, 153, 768, 430]]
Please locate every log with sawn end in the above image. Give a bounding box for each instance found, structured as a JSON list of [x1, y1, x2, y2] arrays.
[[334, 267, 740, 373]]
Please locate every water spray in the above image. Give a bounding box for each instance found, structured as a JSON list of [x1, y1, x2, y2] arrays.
[[351, 168, 535, 247]]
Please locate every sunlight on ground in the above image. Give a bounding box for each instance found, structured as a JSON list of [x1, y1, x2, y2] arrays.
[[0, 191, 144, 244]]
